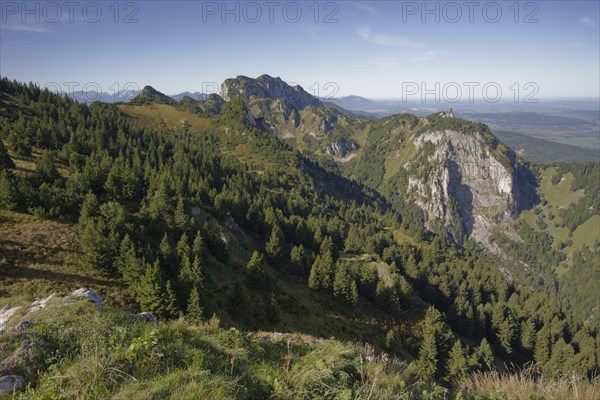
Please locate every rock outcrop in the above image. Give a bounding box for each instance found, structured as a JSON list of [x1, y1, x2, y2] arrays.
[[406, 129, 537, 246], [220, 75, 322, 110], [326, 139, 359, 158]]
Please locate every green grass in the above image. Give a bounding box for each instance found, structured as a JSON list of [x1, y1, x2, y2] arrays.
[[539, 168, 584, 208], [565, 215, 600, 255], [118, 104, 212, 133]]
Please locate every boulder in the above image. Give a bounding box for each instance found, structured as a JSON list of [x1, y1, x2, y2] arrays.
[[70, 289, 103, 307], [14, 320, 32, 331], [0, 374, 24, 395], [131, 312, 157, 325]]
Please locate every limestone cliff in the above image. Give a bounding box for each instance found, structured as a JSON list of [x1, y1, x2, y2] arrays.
[[405, 127, 537, 246]]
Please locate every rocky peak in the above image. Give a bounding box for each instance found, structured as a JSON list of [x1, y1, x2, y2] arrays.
[[220, 75, 322, 110], [130, 86, 176, 105]]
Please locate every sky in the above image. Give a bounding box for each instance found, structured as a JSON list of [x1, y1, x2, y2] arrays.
[[1, 1, 599, 101]]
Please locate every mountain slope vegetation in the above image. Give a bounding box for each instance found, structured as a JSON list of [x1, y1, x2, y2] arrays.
[[0, 77, 598, 398]]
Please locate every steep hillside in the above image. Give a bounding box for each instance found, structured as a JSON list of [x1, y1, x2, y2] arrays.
[[1, 77, 598, 396]]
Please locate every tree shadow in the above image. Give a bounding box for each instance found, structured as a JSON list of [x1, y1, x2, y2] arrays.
[[1, 265, 123, 288]]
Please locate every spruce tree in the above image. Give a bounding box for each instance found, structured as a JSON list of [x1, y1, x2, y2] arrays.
[[417, 332, 438, 382], [0, 171, 16, 210], [446, 340, 468, 383], [246, 251, 268, 290], [138, 260, 168, 317], [333, 262, 358, 305], [0, 141, 14, 170], [164, 280, 179, 318], [289, 244, 306, 276], [308, 251, 335, 291], [174, 196, 189, 232], [186, 286, 204, 324], [470, 338, 494, 370], [192, 230, 204, 258], [344, 226, 362, 253], [265, 224, 285, 266]]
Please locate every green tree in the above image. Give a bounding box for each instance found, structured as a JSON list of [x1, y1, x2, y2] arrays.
[[0, 140, 14, 170], [137, 260, 169, 317], [417, 332, 438, 382], [0, 171, 16, 210], [534, 326, 551, 364], [186, 286, 204, 324], [446, 340, 468, 383], [246, 251, 269, 290], [344, 225, 362, 253], [265, 224, 286, 266], [520, 318, 536, 351], [289, 244, 307, 276], [333, 262, 358, 305], [192, 230, 204, 258], [308, 251, 335, 291], [470, 338, 494, 370]]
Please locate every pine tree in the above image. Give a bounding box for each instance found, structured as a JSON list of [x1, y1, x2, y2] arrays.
[[78, 191, 99, 226], [186, 286, 204, 324], [344, 225, 362, 253], [115, 234, 144, 289], [265, 224, 285, 266], [469, 338, 494, 370], [520, 318, 536, 351], [0, 140, 15, 170], [446, 340, 468, 383], [164, 280, 179, 318], [246, 251, 269, 290], [289, 244, 306, 276], [417, 332, 438, 382], [308, 251, 335, 291], [138, 260, 168, 317], [174, 196, 189, 232], [333, 262, 358, 305], [534, 326, 551, 364], [0, 171, 16, 210], [176, 232, 190, 262], [320, 235, 338, 261], [192, 230, 204, 258], [159, 233, 175, 268]]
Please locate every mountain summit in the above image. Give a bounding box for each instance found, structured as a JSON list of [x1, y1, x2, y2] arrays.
[[130, 86, 177, 105], [220, 74, 323, 110]]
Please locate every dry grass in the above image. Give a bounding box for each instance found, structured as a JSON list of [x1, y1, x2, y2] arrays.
[[0, 210, 132, 309], [459, 364, 599, 400]]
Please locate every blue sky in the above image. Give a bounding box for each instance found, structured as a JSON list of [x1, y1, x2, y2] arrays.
[[1, 1, 599, 99]]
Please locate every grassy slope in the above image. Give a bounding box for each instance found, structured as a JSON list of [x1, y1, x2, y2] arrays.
[[1, 297, 596, 400], [117, 104, 212, 133], [0, 211, 133, 310]]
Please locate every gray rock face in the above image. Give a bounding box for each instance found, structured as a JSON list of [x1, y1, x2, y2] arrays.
[[0, 374, 25, 395], [220, 75, 322, 110], [320, 113, 338, 134], [14, 320, 32, 331], [71, 289, 103, 307], [0, 305, 21, 332], [327, 139, 359, 158], [407, 129, 535, 246], [130, 312, 157, 325]]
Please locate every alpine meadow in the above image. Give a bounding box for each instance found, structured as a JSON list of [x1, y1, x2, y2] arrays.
[[0, 1, 599, 399]]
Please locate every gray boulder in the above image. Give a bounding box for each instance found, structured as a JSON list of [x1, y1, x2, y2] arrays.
[[0, 374, 25, 395], [71, 289, 103, 307]]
